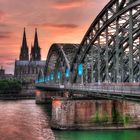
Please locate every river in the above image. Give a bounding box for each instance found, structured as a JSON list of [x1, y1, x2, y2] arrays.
[[0, 100, 55, 140], [0, 100, 139, 140], [54, 130, 140, 140]]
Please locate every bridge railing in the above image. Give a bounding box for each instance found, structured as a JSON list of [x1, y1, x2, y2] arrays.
[[68, 83, 140, 95], [36, 82, 140, 95], [36, 83, 65, 89]]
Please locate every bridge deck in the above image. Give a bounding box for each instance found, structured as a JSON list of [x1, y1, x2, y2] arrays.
[[36, 83, 140, 101]]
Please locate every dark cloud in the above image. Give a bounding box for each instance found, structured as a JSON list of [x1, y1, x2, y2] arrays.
[[0, 23, 8, 27], [30, 23, 79, 29], [0, 31, 13, 39]]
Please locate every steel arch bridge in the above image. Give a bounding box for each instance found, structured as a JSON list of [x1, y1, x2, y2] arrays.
[[36, 43, 79, 84], [36, 0, 140, 98]]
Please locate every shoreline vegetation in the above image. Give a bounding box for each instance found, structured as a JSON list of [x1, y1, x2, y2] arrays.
[[0, 79, 35, 100], [0, 79, 22, 94]]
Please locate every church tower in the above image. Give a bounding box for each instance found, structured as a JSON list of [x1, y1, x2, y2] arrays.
[[19, 28, 29, 60], [30, 28, 41, 61]]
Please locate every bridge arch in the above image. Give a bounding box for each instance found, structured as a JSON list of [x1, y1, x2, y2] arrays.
[[35, 0, 140, 101], [37, 0, 140, 85], [44, 43, 79, 84], [71, 0, 140, 84]]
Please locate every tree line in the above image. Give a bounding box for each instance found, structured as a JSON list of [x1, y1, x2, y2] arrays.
[[0, 80, 22, 94]]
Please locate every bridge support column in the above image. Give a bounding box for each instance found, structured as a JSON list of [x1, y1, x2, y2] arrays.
[[36, 90, 46, 104], [51, 97, 140, 130], [51, 98, 115, 130]]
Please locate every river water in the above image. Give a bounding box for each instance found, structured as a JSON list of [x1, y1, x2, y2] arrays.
[[0, 100, 139, 140], [54, 130, 140, 140], [0, 100, 55, 140]]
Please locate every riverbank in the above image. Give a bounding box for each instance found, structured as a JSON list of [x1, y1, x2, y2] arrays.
[[0, 93, 35, 100], [0, 89, 35, 100], [52, 124, 140, 130], [0, 82, 36, 100]]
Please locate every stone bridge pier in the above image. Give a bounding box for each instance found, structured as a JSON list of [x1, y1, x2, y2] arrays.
[[35, 90, 140, 130], [51, 97, 140, 130]]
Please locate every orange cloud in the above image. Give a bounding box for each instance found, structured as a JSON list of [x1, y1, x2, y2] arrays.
[[53, 0, 84, 10], [30, 23, 78, 29]]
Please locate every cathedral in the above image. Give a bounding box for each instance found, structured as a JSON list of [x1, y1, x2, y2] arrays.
[[14, 28, 46, 82]]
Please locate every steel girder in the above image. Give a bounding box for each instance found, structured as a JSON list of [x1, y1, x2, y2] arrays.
[[71, 0, 140, 83]]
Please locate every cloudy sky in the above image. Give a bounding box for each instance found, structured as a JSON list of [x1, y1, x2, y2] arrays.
[[0, 0, 109, 74]]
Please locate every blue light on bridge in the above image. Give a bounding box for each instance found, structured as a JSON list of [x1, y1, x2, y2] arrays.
[[51, 73, 54, 80], [45, 76, 48, 82], [37, 77, 44, 83], [58, 71, 61, 80], [65, 67, 70, 78], [41, 78, 44, 83], [78, 64, 83, 76], [47, 75, 50, 81]]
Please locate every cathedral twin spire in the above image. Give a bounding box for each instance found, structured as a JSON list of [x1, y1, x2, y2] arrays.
[[31, 28, 41, 61], [20, 28, 29, 61], [19, 28, 41, 61]]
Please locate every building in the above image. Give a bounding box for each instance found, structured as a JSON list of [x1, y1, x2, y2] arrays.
[[0, 66, 14, 80], [14, 28, 46, 82], [0, 66, 5, 78]]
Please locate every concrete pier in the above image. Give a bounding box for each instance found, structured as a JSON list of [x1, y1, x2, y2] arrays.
[[51, 98, 140, 130]]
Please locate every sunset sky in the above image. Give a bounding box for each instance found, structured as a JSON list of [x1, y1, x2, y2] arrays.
[[0, 0, 109, 74]]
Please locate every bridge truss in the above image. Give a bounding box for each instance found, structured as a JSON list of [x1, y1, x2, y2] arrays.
[[37, 0, 140, 86]]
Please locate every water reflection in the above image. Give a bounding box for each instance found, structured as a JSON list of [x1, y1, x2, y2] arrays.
[[54, 130, 140, 140], [0, 100, 55, 140]]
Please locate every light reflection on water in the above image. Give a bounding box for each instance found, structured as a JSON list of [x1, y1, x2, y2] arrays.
[[0, 100, 55, 140]]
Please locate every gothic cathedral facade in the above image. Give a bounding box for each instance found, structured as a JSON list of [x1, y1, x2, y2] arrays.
[[14, 28, 46, 82]]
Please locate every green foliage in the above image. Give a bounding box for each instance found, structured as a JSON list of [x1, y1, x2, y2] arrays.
[[101, 113, 109, 123], [0, 79, 22, 94], [91, 111, 109, 123], [123, 114, 132, 125], [90, 105, 133, 126], [112, 104, 120, 123], [94, 111, 100, 123]]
